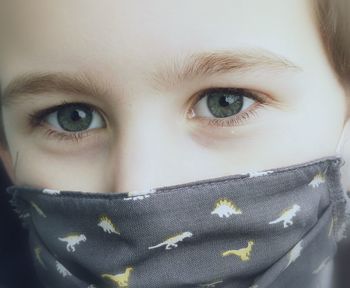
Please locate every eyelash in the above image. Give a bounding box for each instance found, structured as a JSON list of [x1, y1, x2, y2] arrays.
[[189, 87, 266, 128], [42, 128, 91, 143], [27, 100, 96, 143], [27, 88, 267, 143]]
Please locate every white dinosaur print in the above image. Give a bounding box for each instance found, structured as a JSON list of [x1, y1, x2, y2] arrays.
[[87, 285, 97, 288], [98, 215, 121, 235], [56, 260, 72, 278], [148, 231, 193, 250], [19, 212, 30, 219], [308, 172, 326, 188], [198, 280, 224, 287], [285, 240, 303, 270], [312, 257, 331, 274], [247, 170, 274, 178], [30, 201, 47, 218], [211, 198, 242, 218], [328, 217, 334, 238], [269, 204, 301, 228], [58, 233, 87, 252], [123, 195, 150, 201], [123, 188, 156, 201], [337, 220, 348, 241], [42, 188, 61, 195], [249, 285, 259, 288], [34, 246, 46, 269]]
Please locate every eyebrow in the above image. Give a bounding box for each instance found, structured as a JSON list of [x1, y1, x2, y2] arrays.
[[151, 48, 302, 88], [1, 48, 302, 106], [1, 72, 110, 106]]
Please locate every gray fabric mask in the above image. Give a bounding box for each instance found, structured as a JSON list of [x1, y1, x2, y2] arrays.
[[6, 155, 348, 288]]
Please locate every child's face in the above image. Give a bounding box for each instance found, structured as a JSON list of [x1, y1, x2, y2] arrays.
[[0, 0, 348, 192]]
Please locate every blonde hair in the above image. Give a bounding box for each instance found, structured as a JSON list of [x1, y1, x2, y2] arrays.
[[0, 0, 349, 150]]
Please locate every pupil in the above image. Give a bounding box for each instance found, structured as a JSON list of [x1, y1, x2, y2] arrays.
[[71, 110, 86, 121], [219, 96, 230, 107]]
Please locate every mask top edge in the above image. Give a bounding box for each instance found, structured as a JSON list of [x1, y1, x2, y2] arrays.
[[5, 155, 343, 198]]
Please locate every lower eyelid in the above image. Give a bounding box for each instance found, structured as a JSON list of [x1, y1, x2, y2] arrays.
[[43, 128, 91, 142], [189, 100, 266, 129], [38, 127, 108, 150]]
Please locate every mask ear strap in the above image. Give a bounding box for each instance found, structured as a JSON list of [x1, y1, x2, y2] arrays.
[[336, 119, 350, 156]]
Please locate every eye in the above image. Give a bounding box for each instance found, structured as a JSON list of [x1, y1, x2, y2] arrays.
[[27, 101, 106, 142], [187, 87, 267, 127], [45, 104, 104, 132]]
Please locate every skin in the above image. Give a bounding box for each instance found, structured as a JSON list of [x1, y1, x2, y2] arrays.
[[0, 0, 349, 193]]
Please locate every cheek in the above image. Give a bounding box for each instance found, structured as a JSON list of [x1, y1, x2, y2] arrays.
[[296, 81, 346, 151], [8, 141, 111, 192]]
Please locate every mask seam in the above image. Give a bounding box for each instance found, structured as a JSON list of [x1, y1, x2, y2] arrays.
[[327, 160, 347, 241], [27, 158, 343, 200]]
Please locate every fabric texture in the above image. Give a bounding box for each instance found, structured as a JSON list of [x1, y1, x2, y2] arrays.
[[6, 155, 347, 288]]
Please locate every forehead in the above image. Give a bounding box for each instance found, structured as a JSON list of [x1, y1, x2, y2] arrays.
[[1, 0, 320, 88]]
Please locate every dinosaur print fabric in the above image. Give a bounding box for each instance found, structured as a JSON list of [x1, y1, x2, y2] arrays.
[[6, 155, 348, 288]]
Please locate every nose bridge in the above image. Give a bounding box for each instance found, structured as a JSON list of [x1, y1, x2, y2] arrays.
[[110, 104, 178, 193]]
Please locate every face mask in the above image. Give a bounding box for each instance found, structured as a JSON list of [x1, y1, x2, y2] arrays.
[[6, 124, 350, 288]]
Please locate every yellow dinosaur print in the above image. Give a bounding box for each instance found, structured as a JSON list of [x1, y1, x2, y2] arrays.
[[58, 233, 87, 252], [308, 172, 326, 188], [97, 215, 121, 235], [30, 201, 47, 218], [34, 246, 46, 269], [211, 198, 242, 218], [148, 231, 193, 250], [102, 267, 134, 288], [222, 240, 254, 261]]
